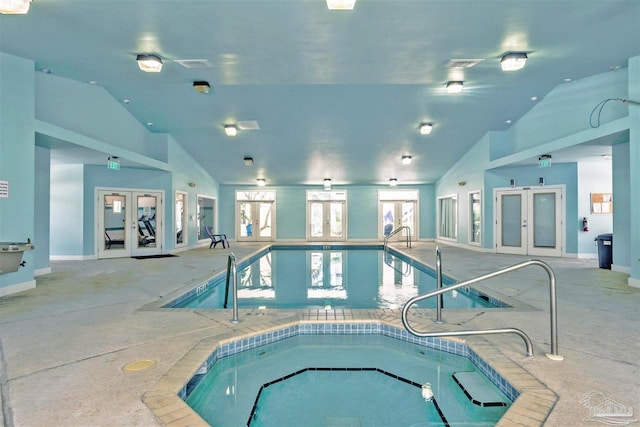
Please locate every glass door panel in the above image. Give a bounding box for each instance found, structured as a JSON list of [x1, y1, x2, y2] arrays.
[[175, 192, 187, 247], [238, 201, 274, 241], [197, 196, 215, 241], [380, 201, 416, 241], [329, 202, 344, 239], [310, 202, 323, 238], [381, 202, 395, 237], [258, 202, 273, 238], [239, 201, 254, 239], [100, 193, 129, 258], [308, 201, 345, 241]]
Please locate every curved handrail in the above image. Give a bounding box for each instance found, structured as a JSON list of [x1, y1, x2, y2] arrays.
[[383, 226, 412, 251], [224, 253, 240, 323], [401, 259, 563, 360]]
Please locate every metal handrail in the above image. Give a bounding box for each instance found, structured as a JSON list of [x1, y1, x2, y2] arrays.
[[401, 258, 563, 360], [383, 251, 412, 277], [435, 246, 443, 323], [383, 226, 412, 251], [224, 253, 240, 323]]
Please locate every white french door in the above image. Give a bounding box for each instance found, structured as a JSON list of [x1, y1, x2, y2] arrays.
[[237, 201, 274, 241], [495, 187, 563, 257], [97, 190, 163, 258], [380, 201, 416, 241], [308, 201, 345, 241]]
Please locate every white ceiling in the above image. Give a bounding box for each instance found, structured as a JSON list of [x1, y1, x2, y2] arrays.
[[2, 0, 639, 185]]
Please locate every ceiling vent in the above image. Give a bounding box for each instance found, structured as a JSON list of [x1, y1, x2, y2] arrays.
[[173, 59, 215, 69], [237, 120, 260, 130], [443, 59, 484, 69]]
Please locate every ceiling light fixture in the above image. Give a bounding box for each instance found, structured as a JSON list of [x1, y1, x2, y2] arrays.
[[389, 178, 398, 187], [446, 81, 464, 94], [257, 178, 266, 187], [136, 54, 163, 73], [193, 81, 210, 94], [419, 123, 433, 135], [326, 0, 356, 10], [324, 178, 332, 191], [500, 52, 528, 71], [224, 125, 237, 136], [0, 0, 31, 14], [244, 157, 254, 166], [402, 155, 412, 165]]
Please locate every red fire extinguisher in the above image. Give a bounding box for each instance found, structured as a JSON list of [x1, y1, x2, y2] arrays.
[[583, 217, 589, 232]]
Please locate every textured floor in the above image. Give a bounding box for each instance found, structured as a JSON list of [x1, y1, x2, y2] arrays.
[[0, 242, 638, 426]]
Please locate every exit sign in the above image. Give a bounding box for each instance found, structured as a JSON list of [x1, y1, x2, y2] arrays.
[[107, 159, 120, 171], [538, 157, 551, 168]]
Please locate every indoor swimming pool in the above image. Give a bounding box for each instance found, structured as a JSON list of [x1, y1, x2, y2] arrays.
[[167, 245, 507, 310], [183, 324, 514, 426]]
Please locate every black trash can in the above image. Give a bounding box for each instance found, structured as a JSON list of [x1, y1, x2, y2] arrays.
[[595, 233, 613, 269]]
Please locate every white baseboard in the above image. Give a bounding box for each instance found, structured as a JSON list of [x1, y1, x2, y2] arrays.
[[0, 279, 36, 297], [612, 264, 631, 274], [628, 277, 640, 288], [34, 267, 52, 276], [50, 255, 94, 261]]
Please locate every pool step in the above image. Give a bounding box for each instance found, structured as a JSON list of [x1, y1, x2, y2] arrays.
[[452, 371, 508, 407]]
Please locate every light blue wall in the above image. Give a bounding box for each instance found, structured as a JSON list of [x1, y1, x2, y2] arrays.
[[0, 53, 36, 291], [34, 146, 51, 271], [51, 165, 85, 256], [612, 142, 630, 269], [627, 56, 640, 283]]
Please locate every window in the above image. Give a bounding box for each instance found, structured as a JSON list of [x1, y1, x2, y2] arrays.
[[438, 195, 457, 240], [469, 191, 481, 245]]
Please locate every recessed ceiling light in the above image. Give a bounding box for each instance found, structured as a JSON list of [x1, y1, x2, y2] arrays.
[[500, 52, 528, 71], [224, 125, 237, 136], [419, 123, 433, 135], [146, 122, 153, 127], [88, 80, 98, 85], [193, 81, 210, 94], [530, 96, 538, 102], [389, 178, 398, 187], [563, 78, 573, 83], [402, 155, 412, 165], [446, 81, 464, 94], [505, 119, 512, 124], [257, 178, 266, 187], [123, 99, 131, 104], [0, 0, 31, 14], [136, 54, 163, 73], [326, 0, 356, 10]]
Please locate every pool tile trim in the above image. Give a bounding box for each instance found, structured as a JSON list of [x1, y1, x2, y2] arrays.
[[143, 317, 557, 427]]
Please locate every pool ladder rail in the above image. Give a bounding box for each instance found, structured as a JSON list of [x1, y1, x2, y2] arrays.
[[401, 247, 564, 361], [224, 253, 240, 323], [383, 226, 412, 252]]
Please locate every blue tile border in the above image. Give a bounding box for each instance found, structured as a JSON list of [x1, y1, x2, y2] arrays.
[[180, 323, 519, 404]]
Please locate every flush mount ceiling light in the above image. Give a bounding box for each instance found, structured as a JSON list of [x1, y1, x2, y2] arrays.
[[257, 178, 266, 187], [0, 0, 31, 14], [224, 125, 238, 136], [244, 157, 254, 166], [419, 123, 433, 135], [193, 81, 210, 94], [402, 155, 412, 165], [446, 81, 464, 94], [326, 0, 356, 10], [389, 178, 398, 187], [324, 178, 332, 190], [500, 52, 528, 71], [136, 54, 163, 73]]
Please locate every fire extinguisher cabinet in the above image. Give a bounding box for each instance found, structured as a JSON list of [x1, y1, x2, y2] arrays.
[[595, 233, 613, 269]]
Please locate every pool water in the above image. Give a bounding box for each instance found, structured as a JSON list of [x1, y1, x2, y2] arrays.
[[185, 334, 512, 426], [171, 247, 501, 309]]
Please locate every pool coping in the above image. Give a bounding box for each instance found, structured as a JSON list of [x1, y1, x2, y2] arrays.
[[142, 314, 558, 427]]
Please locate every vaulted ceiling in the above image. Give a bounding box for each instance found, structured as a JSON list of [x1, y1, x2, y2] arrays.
[[2, 0, 639, 185]]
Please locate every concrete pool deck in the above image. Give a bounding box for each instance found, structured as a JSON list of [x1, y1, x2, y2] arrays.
[[0, 242, 638, 426]]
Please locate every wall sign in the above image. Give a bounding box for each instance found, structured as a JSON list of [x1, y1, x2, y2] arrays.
[[591, 193, 612, 214], [0, 180, 8, 198]]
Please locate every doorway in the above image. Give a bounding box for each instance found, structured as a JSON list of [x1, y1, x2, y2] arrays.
[[309, 201, 346, 241], [236, 190, 276, 242], [97, 189, 163, 258], [495, 187, 563, 256], [378, 190, 418, 241]]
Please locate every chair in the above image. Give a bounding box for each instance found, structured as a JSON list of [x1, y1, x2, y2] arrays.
[[205, 225, 229, 249]]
